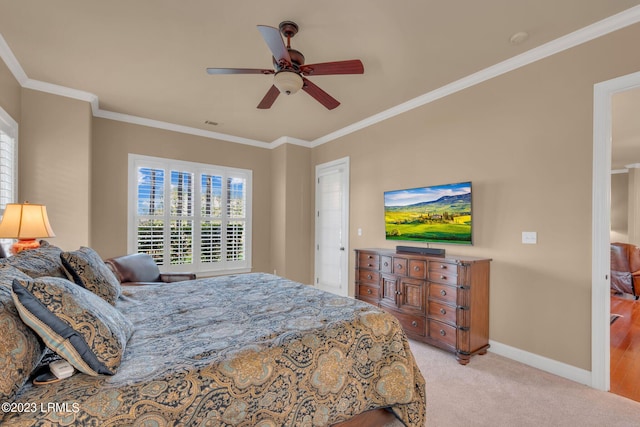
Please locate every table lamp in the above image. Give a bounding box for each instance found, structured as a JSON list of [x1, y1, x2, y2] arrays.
[[0, 202, 56, 254]]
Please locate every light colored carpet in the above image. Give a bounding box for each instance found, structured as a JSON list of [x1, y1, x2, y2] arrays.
[[406, 339, 640, 427]]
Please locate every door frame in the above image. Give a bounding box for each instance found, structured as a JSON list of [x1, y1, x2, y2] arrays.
[[592, 70, 640, 391], [314, 156, 350, 296]]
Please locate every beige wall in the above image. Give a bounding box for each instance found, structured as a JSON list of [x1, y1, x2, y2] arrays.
[[19, 89, 91, 251], [91, 118, 274, 273], [611, 172, 629, 243], [0, 59, 20, 121], [312, 23, 640, 370], [270, 143, 312, 283]]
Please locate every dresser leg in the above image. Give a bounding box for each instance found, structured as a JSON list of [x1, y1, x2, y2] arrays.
[[456, 354, 470, 365]]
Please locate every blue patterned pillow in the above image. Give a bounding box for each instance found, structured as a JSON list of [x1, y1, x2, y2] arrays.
[[0, 266, 45, 402], [12, 276, 133, 376], [60, 247, 122, 305], [0, 241, 67, 278]]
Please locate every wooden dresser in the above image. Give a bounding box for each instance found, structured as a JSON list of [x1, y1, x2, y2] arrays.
[[355, 248, 491, 364]]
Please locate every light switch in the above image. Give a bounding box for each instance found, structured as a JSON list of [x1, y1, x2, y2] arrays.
[[522, 231, 537, 244], [357, 228, 362, 236]]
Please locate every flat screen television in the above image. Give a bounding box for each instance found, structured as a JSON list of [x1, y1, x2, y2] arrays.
[[384, 181, 472, 245]]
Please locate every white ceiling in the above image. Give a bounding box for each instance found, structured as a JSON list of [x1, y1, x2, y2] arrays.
[[0, 0, 639, 146]]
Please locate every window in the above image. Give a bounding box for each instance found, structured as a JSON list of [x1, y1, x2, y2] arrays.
[[0, 106, 18, 255], [129, 154, 252, 275]]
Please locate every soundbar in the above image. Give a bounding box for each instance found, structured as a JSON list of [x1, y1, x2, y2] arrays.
[[396, 246, 445, 256]]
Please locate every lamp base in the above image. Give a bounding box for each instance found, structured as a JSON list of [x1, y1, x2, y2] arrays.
[[11, 239, 41, 255]]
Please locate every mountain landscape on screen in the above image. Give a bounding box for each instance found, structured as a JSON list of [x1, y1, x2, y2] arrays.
[[384, 182, 472, 245]]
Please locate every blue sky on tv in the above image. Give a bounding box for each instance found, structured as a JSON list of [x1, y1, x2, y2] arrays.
[[384, 182, 471, 207]]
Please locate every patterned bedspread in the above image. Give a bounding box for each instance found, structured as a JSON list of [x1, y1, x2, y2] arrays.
[[3, 273, 426, 426]]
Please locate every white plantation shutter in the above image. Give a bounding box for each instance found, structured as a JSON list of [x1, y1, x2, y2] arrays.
[[169, 170, 193, 265], [0, 107, 17, 255], [225, 177, 246, 261], [136, 167, 165, 264], [130, 155, 252, 274]]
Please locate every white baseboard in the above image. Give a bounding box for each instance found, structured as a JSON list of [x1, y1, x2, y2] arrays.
[[489, 340, 592, 387]]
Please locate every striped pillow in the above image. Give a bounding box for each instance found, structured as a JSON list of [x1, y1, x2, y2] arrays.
[[0, 266, 46, 402], [11, 276, 133, 376]]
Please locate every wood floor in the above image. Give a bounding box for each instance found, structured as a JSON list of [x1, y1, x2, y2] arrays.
[[610, 293, 640, 402]]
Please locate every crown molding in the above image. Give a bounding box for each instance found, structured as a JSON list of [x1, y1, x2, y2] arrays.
[[1, 5, 639, 150], [0, 34, 27, 85], [22, 79, 99, 109], [93, 108, 273, 149], [270, 136, 312, 148], [311, 5, 640, 147]]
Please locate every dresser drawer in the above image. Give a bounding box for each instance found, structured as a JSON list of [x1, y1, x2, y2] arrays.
[[429, 283, 457, 304], [357, 294, 379, 307], [358, 270, 379, 284], [430, 261, 458, 275], [358, 284, 379, 299], [428, 300, 456, 324], [358, 252, 379, 269], [392, 257, 408, 275], [408, 260, 427, 279], [428, 270, 458, 286], [380, 256, 392, 273], [393, 310, 426, 337], [429, 319, 457, 348]]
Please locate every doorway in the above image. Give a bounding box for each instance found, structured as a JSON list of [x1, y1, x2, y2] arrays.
[[314, 157, 350, 297], [592, 70, 640, 391]]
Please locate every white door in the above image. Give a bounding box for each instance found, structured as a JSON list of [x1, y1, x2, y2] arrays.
[[315, 157, 349, 296]]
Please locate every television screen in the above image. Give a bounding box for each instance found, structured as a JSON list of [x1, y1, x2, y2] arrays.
[[384, 181, 472, 245]]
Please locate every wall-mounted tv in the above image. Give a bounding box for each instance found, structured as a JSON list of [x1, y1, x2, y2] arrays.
[[384, 181, 472, 245]]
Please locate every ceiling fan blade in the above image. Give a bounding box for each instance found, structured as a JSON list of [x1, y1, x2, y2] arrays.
[[302, 77, 340, 110], [257, 85, 280, 109], [206, 68, 274, 75], [257, 25, 291, 66], [300, 59, 364, 76]]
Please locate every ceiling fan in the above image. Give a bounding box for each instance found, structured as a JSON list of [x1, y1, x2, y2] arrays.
[[206, 21, 364, 110]]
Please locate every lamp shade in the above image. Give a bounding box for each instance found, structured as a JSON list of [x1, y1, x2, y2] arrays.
[[0, 203, 56, 239], [273, 71, 303, 95]]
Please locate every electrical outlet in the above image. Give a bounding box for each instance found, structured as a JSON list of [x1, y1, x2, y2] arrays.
[[522, 231, 537, 244]]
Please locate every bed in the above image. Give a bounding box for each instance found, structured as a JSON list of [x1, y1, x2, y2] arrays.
[[2, 264, 425, 426]]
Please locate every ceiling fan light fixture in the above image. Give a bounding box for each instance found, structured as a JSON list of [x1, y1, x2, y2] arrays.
[[273, 70, 303, 95]]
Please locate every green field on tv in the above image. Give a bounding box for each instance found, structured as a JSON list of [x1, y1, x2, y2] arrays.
[[384, 182, 472, 245]]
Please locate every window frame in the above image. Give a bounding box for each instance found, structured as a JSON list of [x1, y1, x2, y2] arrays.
[[0, 106, 18, 255], [128, 154, 252, 276]]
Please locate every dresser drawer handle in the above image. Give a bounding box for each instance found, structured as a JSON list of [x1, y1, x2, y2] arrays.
[[440, 308, 446, 315], [440, 289, 447, 296], [367, 274, 372, 280], [367, 289, 372, 294], [368, 255, 373, 259], [384, 261, 389, 267], [440, 329, 446, 336], [440, 264, 448, 269], [412, 321, 418, 327], [440, 275, 447, 280], [414, 266, 420, 271], [397, 264, 403, 269], [367, 263, 374, 267]]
